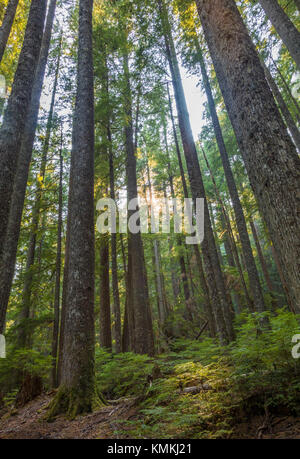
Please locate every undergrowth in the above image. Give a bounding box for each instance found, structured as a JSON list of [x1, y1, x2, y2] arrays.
[[1, 310, 299, 438], [96, 310, 300, 438]]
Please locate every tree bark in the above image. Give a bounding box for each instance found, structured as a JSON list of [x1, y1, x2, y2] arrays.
[[48, 0, 96, 419], [0, 0, 19, 63], [196, 0, 300, 313], [258, 0, 300, 68], [160, 0, 234, 344], [0, 0, 47, 260], [51, 128, 63, 388], [0, 1, 57, 334]]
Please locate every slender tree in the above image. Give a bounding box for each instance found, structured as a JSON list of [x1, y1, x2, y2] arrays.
[[258, 0, 300, 68], [51, 127, 64, 388], [0, 2, 58, 336], [99, 234, 112, 351], [0, 0, 19, 63], [261, 59, 300, 151], [16, 44, 61, 348], [0, 0, 47, 262]]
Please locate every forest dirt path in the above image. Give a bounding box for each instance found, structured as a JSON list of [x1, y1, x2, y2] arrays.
[[1, 393, 300, 439], [0, 393, 137, 439]]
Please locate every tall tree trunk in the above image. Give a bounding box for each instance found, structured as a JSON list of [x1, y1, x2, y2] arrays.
[[162, 120, 192, 320], [48, 0, 96, 419], [57, 190, 70, 386], [0, 0, 19, 63], [195, 37, 266, 314], [0, 0, 47, 260], [0, 1, 57, 334], [109, 150, 122, 354], [261, 60, 300, 151], [219, 208, 244, 313], [249, 217, 278, 310], [160, 0, 234, 344], [167, 80, 216, 338], [208, 201, 223, 266], [258, 0, 300, 68], [107, 111, 121, 354], [271, 244, 295, 312], [201, 148, 254, 311], [122, 42, 154, 356], [99, 235, 112, 351], [196, 0, 300, 313], [121, 234, 135, 353], [145, 151, 168, 326], [51, 129, 63, 388], [16, 45, 60, 348]]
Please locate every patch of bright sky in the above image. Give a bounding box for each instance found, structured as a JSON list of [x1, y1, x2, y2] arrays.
[[180, 65, 206, 140]]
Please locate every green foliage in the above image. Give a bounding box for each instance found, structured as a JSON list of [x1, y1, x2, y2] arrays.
[[111, 310, 300, 438], [231, 309, 300, 415], [0, 348, 52, 393], [95, 347, 154, 399]]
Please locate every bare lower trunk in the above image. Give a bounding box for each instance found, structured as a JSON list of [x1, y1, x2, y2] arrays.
[[196, 0, 300, 313]]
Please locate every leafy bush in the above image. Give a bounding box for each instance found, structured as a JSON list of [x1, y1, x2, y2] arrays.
[[95, 347, 154, 399], [0, 348, 52, 405], [230, 309, 300, 415]]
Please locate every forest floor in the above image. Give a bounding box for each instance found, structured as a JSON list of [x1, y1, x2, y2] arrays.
[[0, 393, 137, 439], [0, 392, 300, 439]]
